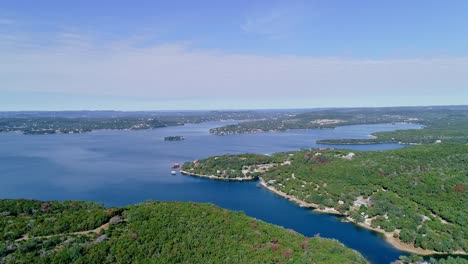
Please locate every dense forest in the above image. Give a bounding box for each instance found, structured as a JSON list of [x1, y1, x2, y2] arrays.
[[0, 199, 367, 263], [182, 144, 468, 254], [262, 144, 467, 253]]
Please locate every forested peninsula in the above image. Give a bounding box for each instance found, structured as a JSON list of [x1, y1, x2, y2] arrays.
[[0, 199, 367, 263], [181, 143, 468, 256], [209, 106, 468, 144]]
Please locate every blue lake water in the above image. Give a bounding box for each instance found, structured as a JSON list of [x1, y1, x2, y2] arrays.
[[0, 122, 422, 263]]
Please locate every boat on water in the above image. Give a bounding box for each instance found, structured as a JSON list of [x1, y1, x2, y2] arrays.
[[171, 170, 177, 175], [172, 163, 180, 168]]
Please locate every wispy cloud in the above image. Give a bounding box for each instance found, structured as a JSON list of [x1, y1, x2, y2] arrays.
[[1, 34, 467, 108], [56, 32, 94, 49], [241, 3, 306, 39]]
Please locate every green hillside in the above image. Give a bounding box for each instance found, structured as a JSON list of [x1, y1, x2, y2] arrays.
[[0, 200, 366, 264], [184, 143, 468, 254]]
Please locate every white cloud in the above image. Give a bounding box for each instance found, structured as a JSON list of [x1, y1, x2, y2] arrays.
[[1, 38, 467, 106]]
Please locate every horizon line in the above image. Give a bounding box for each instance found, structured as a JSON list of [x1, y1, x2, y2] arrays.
[[1, 104, 467, 113]]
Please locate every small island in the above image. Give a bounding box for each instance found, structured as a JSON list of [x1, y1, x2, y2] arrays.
[[164, 136, 185, 141]]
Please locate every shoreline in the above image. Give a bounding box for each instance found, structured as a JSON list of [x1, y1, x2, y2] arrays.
[[181, 170, 466, 256], [210, 122, 422, 136], [316, 140, 395, 145], [258, 179, 342, 215], [258, 179, 466, 256], [348, 217, 466, 256], [180, 170, 256, 181], [345, 217, 441, 256]]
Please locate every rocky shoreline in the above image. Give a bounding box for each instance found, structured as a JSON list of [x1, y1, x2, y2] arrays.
[[258, 179, 466, 256], [180, 170, 466, 256], [258, 179, 342, 215]]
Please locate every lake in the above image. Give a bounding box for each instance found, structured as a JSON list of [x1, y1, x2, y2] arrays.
[[0, 121, 422, 263]]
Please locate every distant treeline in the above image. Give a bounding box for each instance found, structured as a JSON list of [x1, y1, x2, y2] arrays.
[[0, 110, 289, 135]]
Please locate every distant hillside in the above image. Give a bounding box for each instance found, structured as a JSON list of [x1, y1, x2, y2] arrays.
[[0, 110, 291, 135], [210, 106, 468, 139]]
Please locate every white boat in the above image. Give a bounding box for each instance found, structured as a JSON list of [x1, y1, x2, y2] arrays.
[[171, 170, 177, 175]]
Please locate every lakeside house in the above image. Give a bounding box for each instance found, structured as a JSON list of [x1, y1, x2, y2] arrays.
[[343, 152, 355, 160], [353, 197, 372, 207]]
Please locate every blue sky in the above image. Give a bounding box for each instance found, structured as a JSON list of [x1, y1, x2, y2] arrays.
[[1, 0, 468, 110]]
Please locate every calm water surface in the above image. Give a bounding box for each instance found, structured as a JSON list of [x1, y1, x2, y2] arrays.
[[0, 122, 422, 263]]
